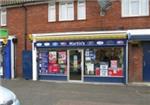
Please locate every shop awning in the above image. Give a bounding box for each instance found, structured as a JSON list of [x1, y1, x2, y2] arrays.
[[128, 29, 150, 41], [31, 32, 127, 41]]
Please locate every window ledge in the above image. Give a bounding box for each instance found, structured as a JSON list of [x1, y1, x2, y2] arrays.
[[0, 24, 7, 27], [121, 14, 149, 18]]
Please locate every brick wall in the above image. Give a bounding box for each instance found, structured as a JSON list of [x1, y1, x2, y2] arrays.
[[128, 43, 143, 82], [4, 0, 148, 79]]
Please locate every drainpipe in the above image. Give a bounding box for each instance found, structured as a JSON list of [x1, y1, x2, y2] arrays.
[[22, 5, 27, 51]]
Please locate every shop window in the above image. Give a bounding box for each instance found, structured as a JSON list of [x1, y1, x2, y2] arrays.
[[77, 0, 86, 20], [0, 8, 7, 26], [84, 47, 124, 77], [38, 50, 67, 75], [59, 1, 74, 21], [121, 0, 149, 17]]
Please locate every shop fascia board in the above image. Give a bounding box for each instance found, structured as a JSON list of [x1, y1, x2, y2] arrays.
[[31, 31, 128, 41], [127, 29, 150, 36], [128, 29, 150, 41]]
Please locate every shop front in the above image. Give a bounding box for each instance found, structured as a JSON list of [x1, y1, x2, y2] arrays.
[[31, 31, 128, 83], [0, 36, 16, 79], [0, 29, 16, 79], [128, 29, 150, 82]]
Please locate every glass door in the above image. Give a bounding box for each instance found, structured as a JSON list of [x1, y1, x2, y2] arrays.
[[69, 49, 83, 81]]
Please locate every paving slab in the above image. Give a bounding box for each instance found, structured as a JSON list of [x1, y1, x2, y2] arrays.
[[1, 79, 150, 105]]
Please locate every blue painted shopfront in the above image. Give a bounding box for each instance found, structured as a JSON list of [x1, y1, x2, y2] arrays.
[[143, 43, 150, 81], [35, 39, 127, 83], [0, 40, 12, 79]]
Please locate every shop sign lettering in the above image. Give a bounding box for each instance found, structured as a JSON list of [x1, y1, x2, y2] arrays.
[[35, 40, 126, 47], [106, 40, 115, 45], [117, 40, 124, 45], [87, 41, 95, 45], [36, 43, 42, 47], [96, 41, 104, 45], [52, 42, 59, 46], [44, 42, 50, 46], [69, 41, 85, 46], [60, 42, 67, 46]]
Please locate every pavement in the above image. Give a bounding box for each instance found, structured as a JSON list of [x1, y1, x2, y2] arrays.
[[1, 79, 150, 105]]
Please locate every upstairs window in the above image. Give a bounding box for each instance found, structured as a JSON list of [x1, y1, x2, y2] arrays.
[[48, 2, 56, 22], [0, 9, 7, 26], [59, 1, 74, 21], [122, 0, 149, 17], [77, 0, 86, 20]]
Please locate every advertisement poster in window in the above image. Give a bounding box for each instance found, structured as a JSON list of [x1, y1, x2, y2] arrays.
[[100, 62, 108, 77], [58, 51, 66, 64], [49, 51, 57, 64], [38, 52, 49, 74], [111, 60, 118, 71]]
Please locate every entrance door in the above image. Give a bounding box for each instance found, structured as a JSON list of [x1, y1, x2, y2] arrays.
[[143, 44, 150, 81], [69, 50, 83, 81]]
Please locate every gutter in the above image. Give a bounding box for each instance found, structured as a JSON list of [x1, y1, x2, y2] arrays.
[[22, 4, 28, 50]]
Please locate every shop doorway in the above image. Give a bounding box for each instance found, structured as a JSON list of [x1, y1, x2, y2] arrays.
[[69, 50, 83, 81], [143, 43, 150, 81]]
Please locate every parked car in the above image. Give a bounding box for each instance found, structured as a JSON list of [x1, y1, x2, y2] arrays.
[[0, 86, 20, 105]]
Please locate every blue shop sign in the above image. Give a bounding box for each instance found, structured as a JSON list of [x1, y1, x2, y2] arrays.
[[35, 40, 126, 48]]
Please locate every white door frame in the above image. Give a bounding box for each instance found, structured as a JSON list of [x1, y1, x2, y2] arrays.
[[67, 49, 84, 82]]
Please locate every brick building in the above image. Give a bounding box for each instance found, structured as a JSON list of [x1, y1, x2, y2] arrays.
[[1, 0, 150, 83]]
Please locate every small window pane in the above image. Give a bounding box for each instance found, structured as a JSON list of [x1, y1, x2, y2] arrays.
[[78, 0, 86, 20], [130, 0, 139, 15], [48, 3, 56, 22], [122, 0, 149, 17], [59, 1, 74, 21], [67, 2, 74, 20], [0, 9, 7, 26], [141, 0, 149, 15], [59, 2, 67, 21]]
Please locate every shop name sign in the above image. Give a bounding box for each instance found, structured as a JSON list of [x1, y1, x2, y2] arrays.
[[69, 42, 86, 46], [35, 40, 126, 47], [0, 29, 8, 39]]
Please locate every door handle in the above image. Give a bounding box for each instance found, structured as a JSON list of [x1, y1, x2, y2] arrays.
[[144, 61, 146, 67]]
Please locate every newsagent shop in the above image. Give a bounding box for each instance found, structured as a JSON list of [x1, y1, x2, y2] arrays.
[[31, 31, 128, 83]]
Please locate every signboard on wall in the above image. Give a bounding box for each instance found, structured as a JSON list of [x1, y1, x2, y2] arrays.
[[35, 40, 126, 48], [0, 29, 8, 39]]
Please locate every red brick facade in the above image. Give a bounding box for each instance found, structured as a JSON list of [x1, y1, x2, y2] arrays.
[[128, 43, 143, 82], [2, 0, 149, 81]]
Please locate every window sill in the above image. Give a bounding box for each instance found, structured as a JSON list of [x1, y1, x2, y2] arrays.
[[121, 15, 149, 18], [0, 25, 7, 27], [59, 19, 74, 22]]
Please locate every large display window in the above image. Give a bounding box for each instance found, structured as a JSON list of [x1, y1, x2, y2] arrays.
[[84, 47, 124, 77], [37, 47, 124, 78], [38, 49, 67, 75]]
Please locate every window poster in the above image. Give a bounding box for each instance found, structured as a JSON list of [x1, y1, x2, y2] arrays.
[[38, 52, 49, 74], [49, 51, 57, 64], [111, 60, 118, 70], [100, 70, 108, 77], [58, 51, 66, 64], [85, 62, 94, 75], [100, 62, 108, 77]]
